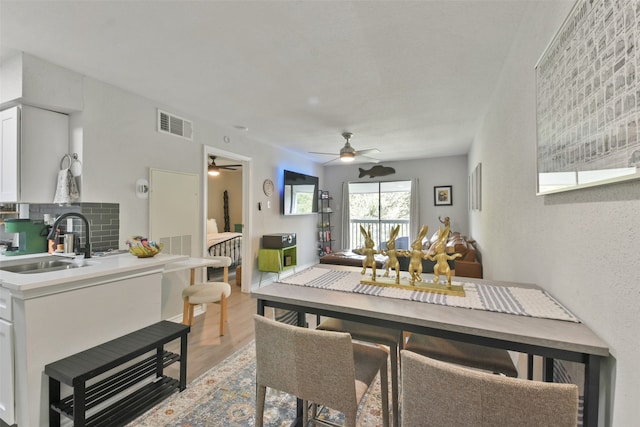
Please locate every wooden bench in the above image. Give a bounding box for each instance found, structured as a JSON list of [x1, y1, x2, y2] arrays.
[[45, 321, 190, 427]]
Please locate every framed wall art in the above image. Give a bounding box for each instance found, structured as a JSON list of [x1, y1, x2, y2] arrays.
[[434, 185, 452, 206], [468, 174, 472, 210], [470, 162, 482, 211], [535, 0, 640, 195]]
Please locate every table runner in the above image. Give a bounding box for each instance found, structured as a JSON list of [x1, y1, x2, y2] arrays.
[[278, 267, 580, 323]]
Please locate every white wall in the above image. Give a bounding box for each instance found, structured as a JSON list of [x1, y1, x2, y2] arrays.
[[254, 160, 325, 274], [0, 53, 323, 288], [0, 51, 23, 105], [322, 155, 469, 250], [0, 51, 83, 112], [470, 3, 640, 426], [81, 77, 202, 240], [78, 76, 323, 286]]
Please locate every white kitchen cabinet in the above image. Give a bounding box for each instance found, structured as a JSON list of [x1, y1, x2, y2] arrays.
[[1, 253, 188, 427], [0, 107, 19, 201], [0, 105, 69, 203], [0, 318, 15, 425], [0, 286, 15, 426]]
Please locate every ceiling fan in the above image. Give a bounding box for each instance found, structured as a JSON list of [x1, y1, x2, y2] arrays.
[[208, 156, 242, 176], [310, 132, 381, 164]]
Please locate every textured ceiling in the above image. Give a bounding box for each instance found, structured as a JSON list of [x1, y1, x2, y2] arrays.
[[0, 0, 534, 164]]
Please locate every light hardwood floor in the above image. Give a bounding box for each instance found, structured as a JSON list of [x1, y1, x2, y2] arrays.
[[165, 269, 257, 383]]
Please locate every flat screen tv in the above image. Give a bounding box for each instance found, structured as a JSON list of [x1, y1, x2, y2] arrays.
[[283, 170, 319, 215]]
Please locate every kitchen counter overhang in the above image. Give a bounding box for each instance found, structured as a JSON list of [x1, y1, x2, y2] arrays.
[[0, 253, 189, 300]]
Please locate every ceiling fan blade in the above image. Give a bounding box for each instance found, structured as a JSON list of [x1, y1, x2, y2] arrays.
[[219, 164, 242, 169], [358, 155, 381, 164], [322, 157, 341, 165], [355, 148, 381, 156], [309, 151, 336, 156]]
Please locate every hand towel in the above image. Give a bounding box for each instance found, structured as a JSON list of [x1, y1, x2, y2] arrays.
[[53, 168, 80, 205]]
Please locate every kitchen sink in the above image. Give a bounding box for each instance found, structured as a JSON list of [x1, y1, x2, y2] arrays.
[[0, 256, 89, 274]]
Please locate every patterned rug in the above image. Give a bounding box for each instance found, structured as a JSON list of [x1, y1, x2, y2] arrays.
[[128, 340, 384, 427]]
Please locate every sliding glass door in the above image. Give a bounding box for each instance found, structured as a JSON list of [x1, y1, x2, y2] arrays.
[[347, 180, 412, 250]]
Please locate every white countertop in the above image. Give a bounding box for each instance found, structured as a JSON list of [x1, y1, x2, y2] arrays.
[[0, 252, 189, 298], [162, 256, 228, 274]]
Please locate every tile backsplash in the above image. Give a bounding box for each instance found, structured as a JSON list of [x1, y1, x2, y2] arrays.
[[2, 203, 120, 252]]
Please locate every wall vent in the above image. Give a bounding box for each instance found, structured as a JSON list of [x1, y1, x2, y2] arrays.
[[157, 109, 193, 140]]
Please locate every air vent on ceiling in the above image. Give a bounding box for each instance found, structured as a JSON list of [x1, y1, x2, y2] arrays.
[[157, 109, 193, 140]]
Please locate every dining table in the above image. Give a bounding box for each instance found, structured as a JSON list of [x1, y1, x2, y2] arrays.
[[253, 264, 609, 427]]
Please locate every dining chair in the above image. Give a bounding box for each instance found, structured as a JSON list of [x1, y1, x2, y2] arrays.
[[254, 314, 390, 427], [400, 350, 578, 427], [404, 332, 518, 377], [316, 318, 402, 427]]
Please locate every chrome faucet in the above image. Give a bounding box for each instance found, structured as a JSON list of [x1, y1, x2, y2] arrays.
[[47, 212, 92, 259]]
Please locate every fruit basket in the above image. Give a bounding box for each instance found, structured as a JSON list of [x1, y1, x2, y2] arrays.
[[126, 236, 163, 258]]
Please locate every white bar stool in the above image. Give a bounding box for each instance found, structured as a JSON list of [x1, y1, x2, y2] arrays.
[[182, 282, 231, 335], [182, 256, 233, 335]]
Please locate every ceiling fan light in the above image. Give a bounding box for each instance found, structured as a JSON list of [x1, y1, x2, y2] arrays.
[[340, 152, 355, 162], [340, 140, 356, 162], [208, 165, 220, 176]]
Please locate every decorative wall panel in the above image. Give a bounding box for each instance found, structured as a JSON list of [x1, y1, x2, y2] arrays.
[[536, 0, 640, 194]]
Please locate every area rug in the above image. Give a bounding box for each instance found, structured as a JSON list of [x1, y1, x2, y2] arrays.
[[128, 340, 384, 427]]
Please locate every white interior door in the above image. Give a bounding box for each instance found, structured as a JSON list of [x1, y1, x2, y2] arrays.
[[149, 168, 200, 320], [149, 168, 199, 256]]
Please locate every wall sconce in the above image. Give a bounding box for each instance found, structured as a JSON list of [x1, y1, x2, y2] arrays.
[[136, 178, 149, 199]]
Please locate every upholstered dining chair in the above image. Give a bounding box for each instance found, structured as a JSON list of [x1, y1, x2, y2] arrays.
[[400, 350, 579, 427], [254, 315, 390, 427], [404, 333, 518, 377], [316, 318, 402, 427]]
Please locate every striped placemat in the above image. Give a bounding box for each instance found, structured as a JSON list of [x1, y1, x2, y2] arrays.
[[278, 267, 580, 323]]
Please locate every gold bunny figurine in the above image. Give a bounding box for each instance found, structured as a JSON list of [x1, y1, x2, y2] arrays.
[[381, 225, 401, 284], [438, 216, 450, 229], [359, 225, 378, 281], [427, 225, 461, 287], [404, 225, 429, 285]]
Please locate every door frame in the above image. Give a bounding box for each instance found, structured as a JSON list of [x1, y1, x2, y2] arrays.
[[202, 146, 252, 292]]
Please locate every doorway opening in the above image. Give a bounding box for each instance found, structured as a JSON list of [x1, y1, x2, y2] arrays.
[[203, 146, 251, 292]]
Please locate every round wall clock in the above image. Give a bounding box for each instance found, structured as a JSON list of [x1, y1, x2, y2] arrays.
[[263, 179, 274, 197]]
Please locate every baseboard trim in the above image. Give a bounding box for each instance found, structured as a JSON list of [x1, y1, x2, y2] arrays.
[[252, 261, 317, 291], [165, 304, 206, 323]]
